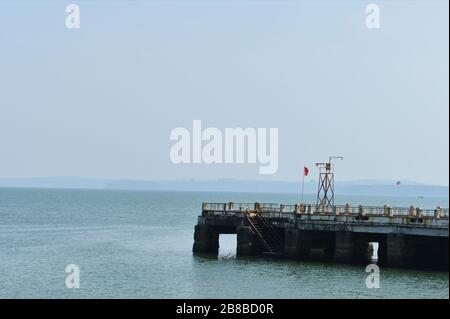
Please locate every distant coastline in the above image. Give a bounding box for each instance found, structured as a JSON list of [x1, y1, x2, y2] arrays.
[[0, 177, 448, 197]]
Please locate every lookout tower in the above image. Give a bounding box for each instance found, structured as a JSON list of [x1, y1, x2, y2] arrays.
[[315, 156, 343, 210]]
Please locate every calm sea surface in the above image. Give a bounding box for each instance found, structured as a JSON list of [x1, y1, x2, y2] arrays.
[[0, 188, 448, 298]]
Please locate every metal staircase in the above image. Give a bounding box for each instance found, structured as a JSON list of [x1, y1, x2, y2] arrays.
[[246, 210, 283, 256]]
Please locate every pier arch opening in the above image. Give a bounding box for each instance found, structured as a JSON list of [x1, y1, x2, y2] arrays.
[[349, 233, 387, 264], [218, 234, 237, 258], [369, 242, 379, 262]]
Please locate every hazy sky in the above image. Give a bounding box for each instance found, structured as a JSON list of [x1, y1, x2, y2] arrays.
[[0, 1, 448, 185]]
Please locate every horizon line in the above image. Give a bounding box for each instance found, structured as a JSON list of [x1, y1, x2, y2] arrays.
[[0, 176, 448, 187]]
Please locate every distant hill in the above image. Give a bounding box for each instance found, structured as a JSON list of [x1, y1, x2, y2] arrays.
[[104, 179, 448, 197], [0, 177, 108, 190], [0, 177, 447, 197]]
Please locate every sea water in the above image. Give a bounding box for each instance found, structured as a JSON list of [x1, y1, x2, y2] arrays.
[[0, 188, 448, 298]]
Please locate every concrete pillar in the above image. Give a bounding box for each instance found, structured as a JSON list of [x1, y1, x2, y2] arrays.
[[444, 239, 449, 269], [284, 229, 300, 258], [386, 233, 406, 267], [192, 225, 219, 254], [352, 237, 371, 264], [334, 232, 353, 263], [345, 203, 352, 215], [236, 226, 256, 256], [298, 231, 312, 259], [323, 235, 335, 261], [383, 235, 449, 269], [408, 236, 449, 270]]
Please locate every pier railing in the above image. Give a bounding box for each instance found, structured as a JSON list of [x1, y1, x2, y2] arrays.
[[201, 202, 449, 220]]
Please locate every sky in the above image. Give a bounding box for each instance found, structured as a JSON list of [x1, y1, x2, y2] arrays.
[[0, 1, 448, 185]]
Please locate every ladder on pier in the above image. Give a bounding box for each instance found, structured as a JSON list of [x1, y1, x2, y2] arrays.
[[246, 210, 283, 256]]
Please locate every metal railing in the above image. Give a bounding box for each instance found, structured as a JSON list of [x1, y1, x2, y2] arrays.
[[201, 202, 449, 220]]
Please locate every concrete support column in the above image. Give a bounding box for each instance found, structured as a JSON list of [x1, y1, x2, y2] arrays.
[[323, 236, 336, 261], [334, 231, 353, 263], [444, 239, 449, 269], [192, 225, 219, 255], [386, 233, 406, 267], [295, 231, 312, 260], [284, 229, 300, 258], [236, 226, 256, 256], [352, 238, 371, 264], [408, 236, 449, 269]]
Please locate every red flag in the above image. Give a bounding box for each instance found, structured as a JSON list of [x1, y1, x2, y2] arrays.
[[304, 166, 309, 176]]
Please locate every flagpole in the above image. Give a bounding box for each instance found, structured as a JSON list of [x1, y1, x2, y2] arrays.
[[301, 170, 305, 204]]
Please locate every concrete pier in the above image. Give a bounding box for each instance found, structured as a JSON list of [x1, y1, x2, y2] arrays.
[[192, 224, 219, 254], [236, 226, 256, 256], [193, 202, 449, 270], [386, 233, 406, 267], [334, 232, 354, 263]]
